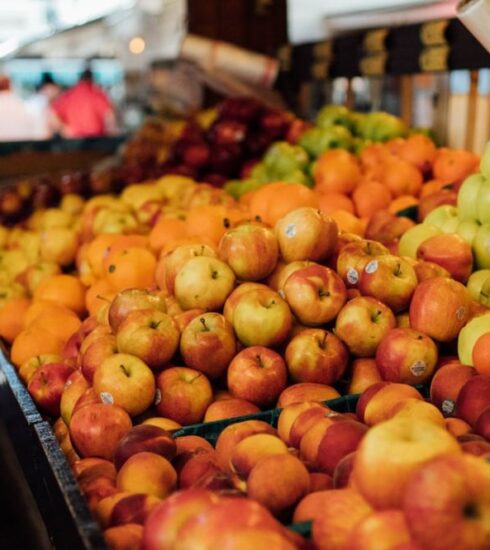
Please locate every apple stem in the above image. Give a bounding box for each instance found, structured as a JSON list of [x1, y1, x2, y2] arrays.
[[189, 373, 203, 383], [120, 364, 130, 377], [223, 218, 231, 228], [200, 317, 209, 331], [394, 263, 402, 277], [256, 354, 265, 368], [96, 295, 111, 303]]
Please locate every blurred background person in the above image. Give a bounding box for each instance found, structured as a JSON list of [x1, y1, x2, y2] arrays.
[[25, 73, 61, 140], [0, 74, 36, 141], [52, 68, 118, 138]]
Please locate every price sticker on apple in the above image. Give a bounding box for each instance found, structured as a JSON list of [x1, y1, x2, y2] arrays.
[[100, 391, 114, 404], [442, 399, 455, 416], [285, 224, 297, 238], [410, 360, 426, 377], [347, 267, 359, 285], [365, 260, 378, 274], [154, 389, 162, 406]]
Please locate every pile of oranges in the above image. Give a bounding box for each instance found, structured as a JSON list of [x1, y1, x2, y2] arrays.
[[243, 135, 479, 239]]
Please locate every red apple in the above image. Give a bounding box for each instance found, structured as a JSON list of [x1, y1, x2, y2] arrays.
[[60, 370, 90, 426], [417, 234, 473, 283], [275, 207, 338, 263], [204, 399, 260, 422], [375, 328, 438, 385], [335, 297, 396, 357], [108, 288, 167, 332], [27, 362, 74, 416], [156, 366, 213, 425], [345, 509, 412, 550], [455, 374, 490, 427], [116, 309, 180, 370], [227, 346, 287, 408], [180, 312, 236, 379], [403, 454, 490, 550], [223, 282, 270, 325], [277, 383, 340, 408], [283, 264, 347, 326], [218, 223, 279, 281], [347, 358, 382, 395], [359, 255, 417, 312], [69, 403, 132, 459], [414, 259, 451, 282], [80, 334, 117, 383], [409, 277, 471, 342], [285, 329, 348, 385], [430, 363, 476, 416]]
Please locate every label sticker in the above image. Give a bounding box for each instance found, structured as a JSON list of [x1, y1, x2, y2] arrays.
[[346, 267, 359, 285], [64, 379, 73, 389], [456, 306, 466, 321], [100, 392, 114, 404], [285, 224, 297, 238], [410, 360, 426, 377], [442, 399, 455, 416], [365, 260, 378, 274], [154, 389, 162, 406]]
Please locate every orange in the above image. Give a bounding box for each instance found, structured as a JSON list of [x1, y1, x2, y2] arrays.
[[86, 234, 119, 278], [419, 179, 451, 199], [388, 195, 419, 215], [0, 297, 31, 343], [359, 143, 392, 170], [239, 190, 256, 208], [314, 150, 361, 194], [329, 210, 364, 236], [11, 326, 65, 367], [381, 158, 423, 197], [85, 278, 117, 316], [352, 181, 392, 218], [105, 247, 157, 292], [185, 204, 233, 244], [34, 275, 86, 316], [433, 148, 479, 184], [149, 218, 187, 255], [24, 300, 77, 328], [385, 137, 406, 156], [103, 234, 149, 268], [317, 192, 355, 215], [249, 182, 318, 226], [27, 307, 82, 344], [398, 134, 437, 172], [472, 332, 490, 375]]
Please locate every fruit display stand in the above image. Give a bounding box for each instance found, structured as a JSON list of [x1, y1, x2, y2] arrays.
[[0, 352, 106, 549]]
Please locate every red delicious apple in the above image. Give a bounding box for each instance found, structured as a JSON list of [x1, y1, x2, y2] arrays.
[[180, 312, 236, 379], [285, 328, 348, 385], [60, 370, 90, 426], [337, 239, 389, 288], [80, 334, 117, 383], [430, 363, 476, 416], [455, 374, 490, 427], [227, 346, 287, 408], [283, 264, 347, 326], [335, 297, 396, 357]]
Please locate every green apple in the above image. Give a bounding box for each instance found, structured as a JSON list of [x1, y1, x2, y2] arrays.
[[250, 163, 271, 184], [456, 219, 480, 245], [480, 142, 490, 178], [476, 178, 490, 224], [298, 125, 353, 158], [398, 223, 442, 259], [472, 223, 490, 269], [357, 112, 407, 142], [263, 141, 309, 177], [458, 313, 490, 365], [479, 276, 490, 307], [467, 270, 490, 301], [316, 104, 353, 131], [440, 217, 460, 234], [424, 205, 458, 229], [457, 174, 484, 221]]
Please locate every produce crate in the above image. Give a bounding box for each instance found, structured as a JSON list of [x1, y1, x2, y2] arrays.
[[0, 353, 106, 550]]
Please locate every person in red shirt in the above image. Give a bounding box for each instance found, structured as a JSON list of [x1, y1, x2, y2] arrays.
[[52, 69, 117, 138]]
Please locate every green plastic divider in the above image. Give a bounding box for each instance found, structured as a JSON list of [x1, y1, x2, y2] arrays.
[[288, 520, 312, 537], [396, 205, 418, 221]]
